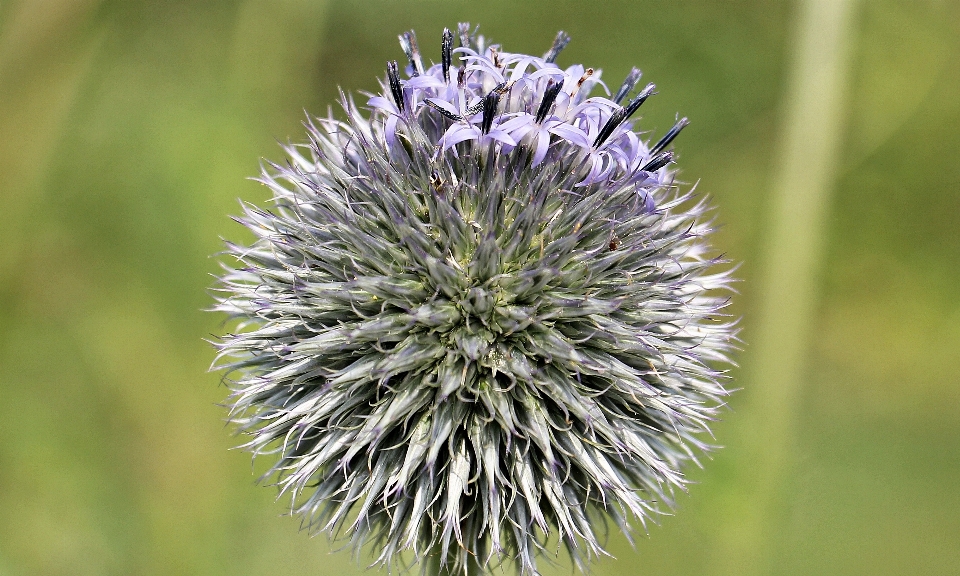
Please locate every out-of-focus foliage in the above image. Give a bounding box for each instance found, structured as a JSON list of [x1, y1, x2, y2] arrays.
[[0, 1, 957, 575]]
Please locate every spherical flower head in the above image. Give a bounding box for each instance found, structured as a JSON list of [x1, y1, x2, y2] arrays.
[[212, 25, 737, 576]]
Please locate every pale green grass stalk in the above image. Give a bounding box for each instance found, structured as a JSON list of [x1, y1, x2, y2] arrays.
[[712, 0, 858, 573]]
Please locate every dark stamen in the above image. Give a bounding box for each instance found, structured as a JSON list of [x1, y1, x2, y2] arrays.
[[457, 65, 466, 90], [480, 90, 500, 134], [613, 67, 642, 104], [543, 31, 570, 64], [593, 108, 627, 148], [458, 22, 472, 48], [441, 28, 454, 84], [399, 31, 424, 76], [594, 84, 655, 148], [640, 150, 674, 172], [535, 80, 563, 123], [650, 117, 689, 156], [424, 99, 462, 122], [387, 60, 404, 113], [624, 83, 656, 119], [466, 82, 506, 117]]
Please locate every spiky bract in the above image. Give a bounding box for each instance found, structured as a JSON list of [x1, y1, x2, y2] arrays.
[[213, 25, 736, 576]]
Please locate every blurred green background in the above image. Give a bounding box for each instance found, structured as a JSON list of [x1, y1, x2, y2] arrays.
[[1, 1, 958, 574]]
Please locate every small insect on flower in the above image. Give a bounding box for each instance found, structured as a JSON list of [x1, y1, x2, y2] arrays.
[[212, 24, 737, 576]]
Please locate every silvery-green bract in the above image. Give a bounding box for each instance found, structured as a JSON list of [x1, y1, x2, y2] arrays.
[[213, 24, 736, 576]]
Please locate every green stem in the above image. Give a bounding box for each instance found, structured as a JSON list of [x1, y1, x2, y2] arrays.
[[426, 550, 445, 576], [426, 547, 482, 576]]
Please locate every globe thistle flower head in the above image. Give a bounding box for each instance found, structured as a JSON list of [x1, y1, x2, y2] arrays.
[[213, 24, 736, 576]]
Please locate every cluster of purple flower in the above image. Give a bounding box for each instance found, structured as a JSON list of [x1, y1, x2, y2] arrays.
[[367, 26, 688, 188]]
